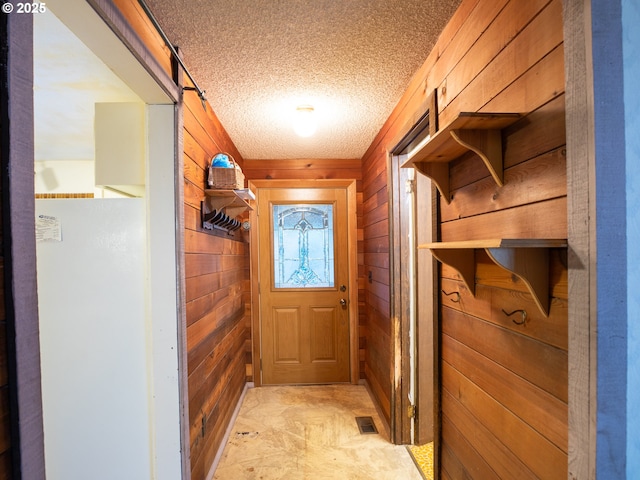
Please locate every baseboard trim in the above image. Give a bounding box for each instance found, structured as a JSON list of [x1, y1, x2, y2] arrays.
[[360, 379, 391, 440], [206, 381, 254, 480]]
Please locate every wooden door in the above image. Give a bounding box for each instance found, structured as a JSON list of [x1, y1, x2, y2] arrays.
[[258, 186, 350, 384]]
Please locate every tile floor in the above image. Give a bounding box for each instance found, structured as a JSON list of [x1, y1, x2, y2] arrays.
[[213, 384, 423, 480]]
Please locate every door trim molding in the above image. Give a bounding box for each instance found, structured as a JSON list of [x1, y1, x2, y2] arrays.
[[387, 153, 414, 445], [249, 179, 359, 386], [3, 13, 46, 477]]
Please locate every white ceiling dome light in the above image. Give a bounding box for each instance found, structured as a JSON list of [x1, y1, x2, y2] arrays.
[[293, 105, 317, 137]]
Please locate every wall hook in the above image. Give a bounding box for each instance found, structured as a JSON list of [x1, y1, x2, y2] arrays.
[[502, 308, 527, 325], [442, 290, 461, 303]]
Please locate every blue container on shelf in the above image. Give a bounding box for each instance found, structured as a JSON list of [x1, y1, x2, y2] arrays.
[[211, 153, 232, 168]]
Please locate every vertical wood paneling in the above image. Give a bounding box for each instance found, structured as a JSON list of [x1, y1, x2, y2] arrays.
[[360, 0, 568, 476], [562, 0, 597, 477]]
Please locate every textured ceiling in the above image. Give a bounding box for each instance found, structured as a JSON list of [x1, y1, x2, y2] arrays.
[[145, 0, 461, 160]]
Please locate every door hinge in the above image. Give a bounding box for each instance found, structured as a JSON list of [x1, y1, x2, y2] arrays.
[[260, 358, 263, 371], [408, 404, 417, 419], [405, 178, 416, 194]]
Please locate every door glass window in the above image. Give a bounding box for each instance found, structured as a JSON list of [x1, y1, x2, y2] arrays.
[[273, 204, 334, 288]]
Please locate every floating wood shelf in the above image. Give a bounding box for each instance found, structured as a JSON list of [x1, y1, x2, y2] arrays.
[[420, 239, 567, 316], [401, 112, 520, 203], [202, 189, 254, 231]]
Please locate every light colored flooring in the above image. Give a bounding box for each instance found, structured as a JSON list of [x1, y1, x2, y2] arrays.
[[213, 384, 424, 480]]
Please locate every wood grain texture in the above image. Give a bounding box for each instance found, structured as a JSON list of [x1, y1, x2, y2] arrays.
[[440, 278, 568, 350], [110, 1, 571, 478], [443, 307, 568, 402], [563, 0, 598, 478], [183, 136, 249, 479], [441, 415, 496, 480], [359, 2, 569, 473], [443, 334, 567, 450], [359, 4, 567, 455], [443, 148, 567, 221], [442, 368, 566, 479], [440, 197, 567, 241], [111, 0, 173, 76], [441, 389, 539, 480], [438, 0, 557, 111], [244, 162, 366, 384]]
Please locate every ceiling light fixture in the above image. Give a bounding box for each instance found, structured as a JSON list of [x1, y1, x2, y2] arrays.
[[293, 105, 317, 137]]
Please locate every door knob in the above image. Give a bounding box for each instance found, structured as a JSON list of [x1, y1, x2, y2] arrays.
[[340, 298, 347, 307]]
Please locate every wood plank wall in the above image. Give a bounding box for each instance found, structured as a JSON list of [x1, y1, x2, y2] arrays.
[[182, 93, 251, 480], [111, 2, 251, 479], [243, 159, 365, 377], [361, 0, 567, 476]]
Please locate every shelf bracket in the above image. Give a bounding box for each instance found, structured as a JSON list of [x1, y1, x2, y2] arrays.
[[201, 189, 253, 232], [203, 195, 235, 213], [485, 247, 551, 317], [402, 113, 519, 203], [429, 248, 476, 295], [421, 239, 565, 317], [450, 128, 504, 187], [414, 162, 450, 204]]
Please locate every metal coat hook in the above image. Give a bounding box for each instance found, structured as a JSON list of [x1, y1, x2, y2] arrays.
[[442, 290, 461, 303], [502, 308, 527, 325]]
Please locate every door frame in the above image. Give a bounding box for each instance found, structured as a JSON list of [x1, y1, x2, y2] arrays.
[[28, 1, 186, 478], [387, 153, 416, 445], [387, 152, 438, 446], [249, 179, 359, 387], [388, 90, 439, 446]]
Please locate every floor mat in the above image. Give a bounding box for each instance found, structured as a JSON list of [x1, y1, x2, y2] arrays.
[[407, 442, 434, 480]]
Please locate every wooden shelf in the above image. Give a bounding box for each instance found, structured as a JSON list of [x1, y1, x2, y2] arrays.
[[401, 112, 520, 203], [202, 189, 254, 231], [420, 239, 567, 316], [204, 189, 253, 216]]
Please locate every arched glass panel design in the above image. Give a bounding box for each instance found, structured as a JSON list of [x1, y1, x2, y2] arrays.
[[273, 204, 334, 288]]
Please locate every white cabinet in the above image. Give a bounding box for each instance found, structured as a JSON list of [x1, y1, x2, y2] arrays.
[[95, 102, 146, 197]]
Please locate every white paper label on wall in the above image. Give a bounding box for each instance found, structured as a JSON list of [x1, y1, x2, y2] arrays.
[[36, 214, 62, 242]]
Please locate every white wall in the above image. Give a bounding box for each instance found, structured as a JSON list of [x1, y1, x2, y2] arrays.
[[34, 160, 94, 193], [34, 10, 143, 198]]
